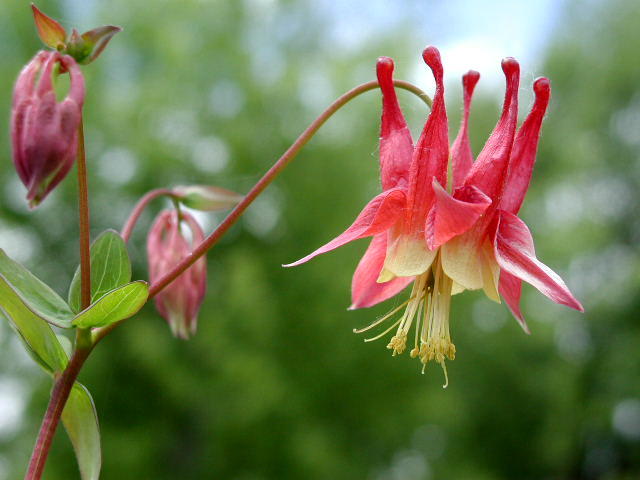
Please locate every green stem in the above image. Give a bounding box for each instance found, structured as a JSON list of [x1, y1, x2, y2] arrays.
[[93, 78, 431, 346]]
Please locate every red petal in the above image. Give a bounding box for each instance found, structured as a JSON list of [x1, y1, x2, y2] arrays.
[[426, 180, 491, 250], [498, 270, 530, 333], [377, 57, 413, 190], [350, 234, 413, 309], [494, 210, 583, 312], [500, 78, 551, 214], [451, 70, 480, 189], [464, 58, 520, 201], [403, 46, 449, 233], [284, 188, 406, 267]]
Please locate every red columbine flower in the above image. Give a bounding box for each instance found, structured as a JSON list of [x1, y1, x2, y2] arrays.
[[11, 50, 85, 208], [287, 46, 582, 384], [439, 65, 584, 332], [147, 210, 207, 339]]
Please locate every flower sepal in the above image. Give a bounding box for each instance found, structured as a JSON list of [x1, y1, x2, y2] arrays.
[[31, 4, 121, 65], [173, 185, 244, 212]]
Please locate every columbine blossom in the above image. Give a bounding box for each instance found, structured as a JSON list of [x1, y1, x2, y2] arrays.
[[11, 50, 85, 207], [287, 46, 582, 384], [147, 209, 207, 339]]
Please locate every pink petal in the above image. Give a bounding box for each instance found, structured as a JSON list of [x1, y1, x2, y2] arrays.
[[350, 234, 413, 309], [493, 210, 584, 312], [60, 55, 86, 107], [377, 57, 414, 190], [451, 70, 480, 190], [284, 188, 406, 267], [425, 180, 491, 250], [498, 270, 530, 334], [463, 58, 520, 201], [403, 46, 449, 233], [500, 77, 551, 214]]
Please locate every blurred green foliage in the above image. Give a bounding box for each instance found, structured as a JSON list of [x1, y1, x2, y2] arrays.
[[0, 0, 639, 479]]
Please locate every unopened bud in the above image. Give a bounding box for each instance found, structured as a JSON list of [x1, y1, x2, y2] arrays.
[[147, 210, 207, 340], [173, 185, 243, 212], [11, 51, 85, 208]]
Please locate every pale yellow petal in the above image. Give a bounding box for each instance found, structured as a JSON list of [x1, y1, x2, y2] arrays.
[[441, 233, 483, 290], [382, 234, 437, 278], [481, 242, 501, 303], [451, 281, 466, 295]]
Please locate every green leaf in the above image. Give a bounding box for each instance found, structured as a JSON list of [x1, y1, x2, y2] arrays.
[[80, 25, 122, 64], [62, 383, 101, 480], [0, 249, 74, 328], [0, 293, 68, 374], [72, 281, 149, 329], [69, 230, 132, 313]]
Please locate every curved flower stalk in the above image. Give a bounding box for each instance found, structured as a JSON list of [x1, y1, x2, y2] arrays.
[[11, 51, 85, 207], [147, 210, 207, 339], [287, 46, 583, 384]]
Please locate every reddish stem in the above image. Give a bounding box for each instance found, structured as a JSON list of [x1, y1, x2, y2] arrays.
[[24, 348, 91, 480], [147, 79, 430, 299], [25, 121, 94, 480], [76, 121, 92, 310], [120, 188, 175, 242], [92, 78, 430, 346]]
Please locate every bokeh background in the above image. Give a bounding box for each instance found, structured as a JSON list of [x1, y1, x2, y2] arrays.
[[0, 0, 639, 478]]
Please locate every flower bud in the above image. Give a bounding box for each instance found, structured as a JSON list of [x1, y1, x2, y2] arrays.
[[173, 185, 243, 211], [11, 51, 85, 208], [147, 210, 207, 339]]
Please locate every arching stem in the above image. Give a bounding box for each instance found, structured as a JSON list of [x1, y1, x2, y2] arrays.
[[93, 79, 431, 346], [120, 188, 176, 242]]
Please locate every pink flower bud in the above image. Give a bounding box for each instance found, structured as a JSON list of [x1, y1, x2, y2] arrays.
[[11, 51, 85, 208], [147, 210, 207, 339]]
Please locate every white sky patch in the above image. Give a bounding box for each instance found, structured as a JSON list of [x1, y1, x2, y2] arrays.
[[612, 399, 640, 440], [0, 377, 29, 438], [191, 136, 230, 174], [98, 148, 139, 186], [0, 223, 40, 264]]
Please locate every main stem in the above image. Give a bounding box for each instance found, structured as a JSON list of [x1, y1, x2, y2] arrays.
[[76, 120, 92, 309], [25, 122, 93, 480]]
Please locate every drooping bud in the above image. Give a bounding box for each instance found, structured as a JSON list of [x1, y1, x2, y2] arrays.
[[11, 51, 85, 208], [173, 185, 243, 211], [147, 210, 207, 339]]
